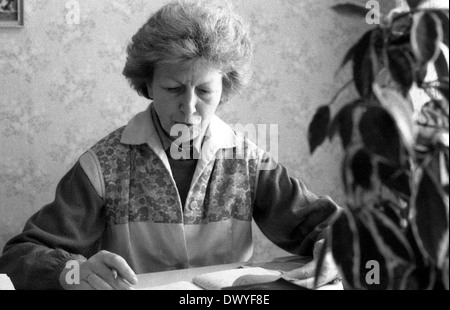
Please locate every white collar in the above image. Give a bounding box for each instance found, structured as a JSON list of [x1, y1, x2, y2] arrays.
[[120, 103, 238, 157]]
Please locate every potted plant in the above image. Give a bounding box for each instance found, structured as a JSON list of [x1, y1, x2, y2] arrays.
[[308, 0, 449, 289]]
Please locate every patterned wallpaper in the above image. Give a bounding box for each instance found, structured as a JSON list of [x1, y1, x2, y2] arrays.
[[0, 0, 413, 263]]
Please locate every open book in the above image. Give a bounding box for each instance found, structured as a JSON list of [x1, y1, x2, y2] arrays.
[[194, 266, 284, 290], [144, 256, 343, 290], [146, 266, 291, 290]]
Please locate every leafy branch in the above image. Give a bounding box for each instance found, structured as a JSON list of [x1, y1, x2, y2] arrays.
[[309, 2, 449, 290]]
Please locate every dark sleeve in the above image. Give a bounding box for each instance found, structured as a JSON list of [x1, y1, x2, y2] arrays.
[[253, 156, 340, 257], [0, 162, 106, 290]]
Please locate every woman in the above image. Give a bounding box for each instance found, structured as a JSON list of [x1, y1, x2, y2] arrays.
[[0, 0, 340, 290]]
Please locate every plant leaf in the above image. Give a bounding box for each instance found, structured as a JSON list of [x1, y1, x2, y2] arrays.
[[392, 12, 413, 33], [443, 245, 449, 290], [429, 9, 449, 48], [313, 236, 329, 289], [387, 48, 415, 96], [330, 209, 361, 289], [369, 208, 415, 262], [407, 0, 426, 9], [353, 30, 375, 99], [417, 100, 449, 129], [370, 29, 385, 80], [374, 200, 405, 228], [356, 212, 391, 289], [411, 11, 443, 64], [405, 225, 436, 289], [342, 153, 351, 194], [435, 47, 449, 83], [438, 232, 449, 275], [351, 148, 373, 190], [337, 108, 354, 149], [378, 163, 412, 200], [359, 106, 402, 165], [364, 208, 416, 289], [328, 100, 360, 149], [338, 30, 373, 74], [331, 209, 398, 290], [389, 14, 413, 46], [416, 63, 428, 86], [373, 84, 416, 151], [443, 147, 450, 196], [436, 80, 449, 105], [308, 105, 330, 154], [331, 3, 370, 18], [411, 167, 449, 266]]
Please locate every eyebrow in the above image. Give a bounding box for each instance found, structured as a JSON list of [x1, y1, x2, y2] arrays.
[[160, 75, 219, 85]]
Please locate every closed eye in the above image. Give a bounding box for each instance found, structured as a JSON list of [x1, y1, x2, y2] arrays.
[[166, 87, 182, 93], [197, 88, 211, 95]]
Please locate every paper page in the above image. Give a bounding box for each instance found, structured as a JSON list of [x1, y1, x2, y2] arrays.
[[192, 267, 282, 290], [280, 275, 344, 290], [316, 281, 344, 290], [244, 256, 311, 272], [0, 274, 15, 290], [137, 280, 203, 290]]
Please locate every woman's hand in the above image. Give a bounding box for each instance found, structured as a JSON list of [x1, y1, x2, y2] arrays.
[[281, 239, 341, 289], [59, 250, 138, 290]]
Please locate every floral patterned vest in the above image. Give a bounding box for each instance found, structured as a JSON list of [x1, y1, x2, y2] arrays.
[[90, 126, 261, 273]]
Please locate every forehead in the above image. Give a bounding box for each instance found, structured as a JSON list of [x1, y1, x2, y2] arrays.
[[154, 59, 223, 84]]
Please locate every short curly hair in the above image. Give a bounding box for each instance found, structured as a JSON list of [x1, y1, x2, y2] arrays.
[[123, 0, 253, 102]]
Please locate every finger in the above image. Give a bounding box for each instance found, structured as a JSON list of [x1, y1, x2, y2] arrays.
[[91, 262, 134, 290], [99, 251, 138, 285], [284, 272, 338, 289], [315, 252, 341, 284], [313, 239, 326, 258], [282, 261, 315, 280], [233, 274, 281, 287], [283, 276, 316, 289], [111, 269, 136, 290], [78, 280, 96, 291], [86, 273, 114, 290], [115, 276, 136, 290]]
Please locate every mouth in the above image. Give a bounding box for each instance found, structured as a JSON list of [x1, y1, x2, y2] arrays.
[[176, 122, 192, 127], [173, 121, 200, 127]]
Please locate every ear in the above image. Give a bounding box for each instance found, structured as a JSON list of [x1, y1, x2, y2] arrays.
[[146, 81, 154, 100]]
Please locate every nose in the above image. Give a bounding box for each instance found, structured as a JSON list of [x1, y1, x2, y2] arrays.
[[179, 89, 197, 116]]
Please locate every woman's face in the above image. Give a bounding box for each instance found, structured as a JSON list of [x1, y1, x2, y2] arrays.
[[147, 60, 223, 142]]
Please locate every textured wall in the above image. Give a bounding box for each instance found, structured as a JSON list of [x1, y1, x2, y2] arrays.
[[0, 0, 412, 263]]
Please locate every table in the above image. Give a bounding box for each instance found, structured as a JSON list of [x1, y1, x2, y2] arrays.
[[135, 256, 344, 290], [135, 262, 242, 290], [0, 256, 343, 290]]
